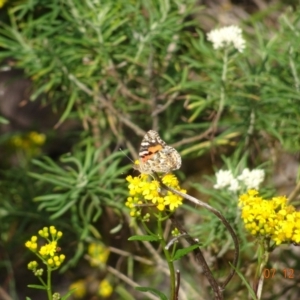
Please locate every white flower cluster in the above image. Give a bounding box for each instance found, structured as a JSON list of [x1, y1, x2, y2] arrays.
[[214, 168, 265, 192], [207, 25, 246, 53]]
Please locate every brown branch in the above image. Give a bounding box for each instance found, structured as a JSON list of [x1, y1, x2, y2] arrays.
[[0, 287, 12, 300], [147, 49, 159, 131], [106, 265, 159, 300], [169, 214, 223, 300], [108, 246, 155, 265], [171, 127, 213, 148], [288, 180, 300, 203], [157, 175, 240, 292], [107, 65, 150, 104], [124, 215, 193, 300], [152, 92, 179, 117], [67, 74, 146, 136]]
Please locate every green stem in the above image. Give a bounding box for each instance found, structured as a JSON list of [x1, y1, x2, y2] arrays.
[[256, 239, 270, 299], [219, 48, 229, 116], [214, 47, 229, 130], [47, 267, 52, 300], [157, 217, 176, 300], [37, 276, 47, 288]]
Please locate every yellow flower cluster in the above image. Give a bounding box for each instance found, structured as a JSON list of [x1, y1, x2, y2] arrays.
[[98, 279, 113, 298], [28, 261, 38, 270], [69, 279, 86, 298], [10, 131, 46, 156], [69, 278, 113, 299], [38, 226, 63, 239], [239, 190, 300, 245], [39, 241, 57, 256], [46, 253, 65, 268], [88, 243, 110, 267], [126, 174, 185, 217], [0, 0, 7, 8], [25, 236, 38, 251], [25, 226, 65, 269]]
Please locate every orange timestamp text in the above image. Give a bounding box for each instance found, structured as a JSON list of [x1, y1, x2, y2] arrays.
[[263, 268, 295, 279]]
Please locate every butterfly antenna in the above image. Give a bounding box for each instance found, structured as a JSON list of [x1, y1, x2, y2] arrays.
[[119, 148, 135, 163]]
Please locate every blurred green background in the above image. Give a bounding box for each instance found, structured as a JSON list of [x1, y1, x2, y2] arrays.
[[1, 0, 300, 299]]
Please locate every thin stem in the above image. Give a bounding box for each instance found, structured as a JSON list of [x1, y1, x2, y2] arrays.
[[157, 175, 239, 291], [175, 270, 180, 300], [106, 266, 158, 300], [47, 267, 52, 300], [37, 275, 47, 288], [288, 178, 300, 203], [66, 74, 145, 136], [123, 215, 195, 300], [157, 215, 176, 300], [289, 46, 300, 92], [256, 239, 270, 299], [245, 109, 255, 147], [212, 48, 229, 133], [169, 215, 223, 300]]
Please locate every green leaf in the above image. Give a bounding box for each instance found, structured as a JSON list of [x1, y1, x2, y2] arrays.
[[0, 116, 9, 124], [135, 287, 168, 300], [31, 157, 68, 175], [172, 244, 201, 261], [61, 288, 76, 300], [109, 223, 123, 234], [128, 235, 160, 242], [229, 263, 258, 300], [50, 199, 77, 219], [27, 284, 47, 290], [34, 194, 64, 201], [55, 90, 78, 127], [115, 285, 136, 300]]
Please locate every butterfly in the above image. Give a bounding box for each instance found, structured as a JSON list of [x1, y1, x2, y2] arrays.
[[135, 130, 181, 174]]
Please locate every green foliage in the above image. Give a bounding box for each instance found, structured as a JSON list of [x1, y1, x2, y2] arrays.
[[27, 140, 130, 269], [0, 0, 196, 133], [1, 0, 300, 299], [128, 235, 160, 242], [30, 141, 128, 221], [172, 244, 201, 261], [1, 1, 299, 154], [135, 287, 168, 300], [230, 263, 258, 300]]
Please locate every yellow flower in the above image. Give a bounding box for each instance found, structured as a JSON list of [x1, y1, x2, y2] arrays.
[[50, 226, 57, 235], [88, 243, 110, 267], [10, 136, 23, 147], [293, 229, 300, 243], [0, 0, 7, 9], [9, 132, 46, 156], [69, 280, 86, 299], [28, 131, 46, 146], [28, 261, 38, 270], [39, 241, 57, 257], [162, 174, 180, 187], [126, 174, 184, 216], [164, 192, 183, 211], [157, 203, 165, 211], [239, 190, 300, 245], [39, 227, 49, 238], [26, 227, 65, 272], [98, 279, 113, 298], [25, 236, 38, 251]]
